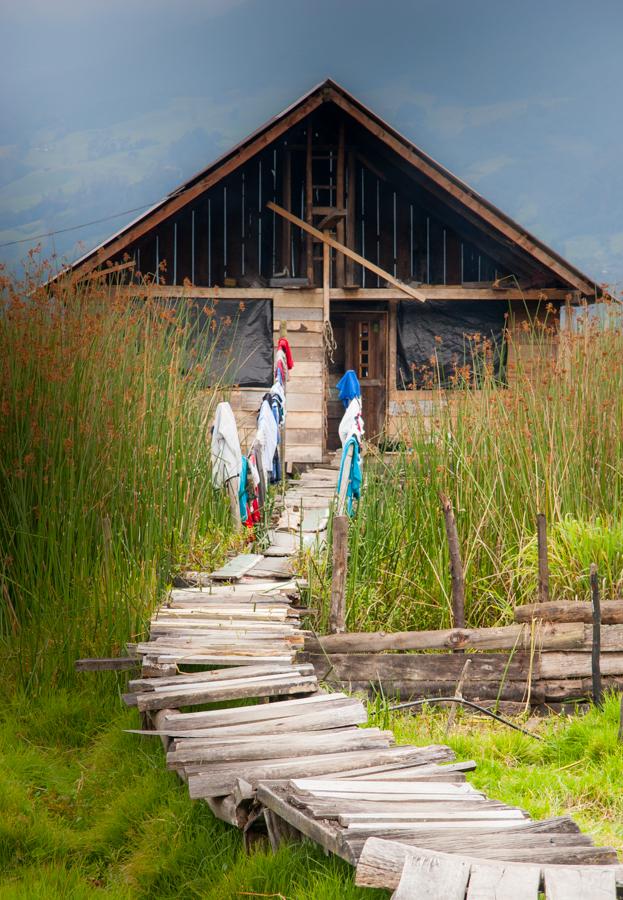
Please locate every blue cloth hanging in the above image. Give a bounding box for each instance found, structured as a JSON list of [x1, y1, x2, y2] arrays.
[[336, 435, 362, 516], [336, 370, 361, 408], [238, 455, 249, 521]]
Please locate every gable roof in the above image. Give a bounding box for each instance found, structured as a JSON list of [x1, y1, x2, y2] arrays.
[[69, 79, 596, 295]]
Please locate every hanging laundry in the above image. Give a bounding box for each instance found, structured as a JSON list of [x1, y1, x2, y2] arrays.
[[277, 337, 294, 370], [275, 348, 289, 383], [238, 456, 250, 522], [271, 379, 286, 416], [339, 396, 365, 447], [210, 401, 242, 488], [256, 399, 279, 479], [336, 369, 361, 408], [336, 435, 363, 516]]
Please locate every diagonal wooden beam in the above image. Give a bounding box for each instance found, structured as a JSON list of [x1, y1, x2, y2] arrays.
[[267, 201, 426, 302]]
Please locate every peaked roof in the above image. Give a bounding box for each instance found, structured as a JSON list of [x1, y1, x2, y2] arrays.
[[69, 79, 596, 295]]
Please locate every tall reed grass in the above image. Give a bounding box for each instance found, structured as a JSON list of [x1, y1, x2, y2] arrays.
[[0, 259, 233, 692], [324, 306, 623, 632]]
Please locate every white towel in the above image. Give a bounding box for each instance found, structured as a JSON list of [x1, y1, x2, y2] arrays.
[[256, 399, 279, 475], [211, 401, 242, 487], [339, 397, 365, 447]]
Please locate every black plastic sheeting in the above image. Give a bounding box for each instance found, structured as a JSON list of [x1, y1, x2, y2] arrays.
[[178, 298, 273, 387], [396, 300, 508, 389]]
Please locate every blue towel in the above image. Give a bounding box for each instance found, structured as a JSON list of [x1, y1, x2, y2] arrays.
[[336, 435, 362, 516], [336, 370, 361, 408], [238, 456, 249, 521]]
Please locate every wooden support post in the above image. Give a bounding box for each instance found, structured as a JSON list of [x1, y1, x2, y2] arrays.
[[335, 120, 345, 286], [345, 149, 356, 285], [279, 319, 287, 482], [537, 512, 550, 604], [322, 237, 330, 324], [227, 476, 242, 530], [330, 514, 349, 634], [336, 442, 354, 516], [440, 493, 465, 629], [281, 149, 292, 274], [305, 122, 313, 284], [264, 808, 303, 852], [590, 562, 602, 707]]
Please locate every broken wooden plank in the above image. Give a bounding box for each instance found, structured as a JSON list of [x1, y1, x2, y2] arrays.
[[75, 656, 139, 672], [159, 692, 354, 730], [543, 865, 617, 899], [133, 674, 318, 711], [245, 557, 295, 579], [208, 554, 265, 580], [466, 861, 540, 899], [167, 728, 394, 767], [392, 851, 470, 900]]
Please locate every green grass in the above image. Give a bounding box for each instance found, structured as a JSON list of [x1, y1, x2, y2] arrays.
[[0, 688, 384, 899]]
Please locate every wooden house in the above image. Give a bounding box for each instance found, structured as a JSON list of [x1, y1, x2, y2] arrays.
[[67, 79, 596, 466]]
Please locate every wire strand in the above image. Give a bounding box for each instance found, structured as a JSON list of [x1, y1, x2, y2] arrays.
[[0, 202, 159, 249]]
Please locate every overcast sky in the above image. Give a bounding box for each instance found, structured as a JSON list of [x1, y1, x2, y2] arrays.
[[1, 0, 622, 286]]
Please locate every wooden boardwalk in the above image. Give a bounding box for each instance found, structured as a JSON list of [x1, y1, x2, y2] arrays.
[[123, 468, 623, 899]]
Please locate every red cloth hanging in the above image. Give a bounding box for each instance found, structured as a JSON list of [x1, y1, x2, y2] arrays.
[[277, 337, 294, 370]]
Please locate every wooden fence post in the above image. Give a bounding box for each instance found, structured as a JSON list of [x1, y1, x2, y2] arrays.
[[227, 476, 242, 530], [329, 515, 349, 634], [440, 493, 465, 630], [537, 513, 550, 603], [590, 562, 602, 707]]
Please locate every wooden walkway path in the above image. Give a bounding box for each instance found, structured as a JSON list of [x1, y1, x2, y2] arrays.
[[123, 468, 623, 899]]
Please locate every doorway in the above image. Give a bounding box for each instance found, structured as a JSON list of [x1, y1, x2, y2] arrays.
[[327, 307, 387, 452]]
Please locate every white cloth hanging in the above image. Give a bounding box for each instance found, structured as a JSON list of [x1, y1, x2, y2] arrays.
[[211, 401, 242, 488], [339, 396, 365, 447], [256, 399, 279, 475]]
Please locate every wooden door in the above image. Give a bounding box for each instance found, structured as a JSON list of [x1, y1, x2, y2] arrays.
[[344, 312, 387, 442]]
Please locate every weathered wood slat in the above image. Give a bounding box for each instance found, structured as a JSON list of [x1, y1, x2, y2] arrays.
[[293, 799, 511, 820], [393, 852, 470, 900], [515, 601, 623, 625], [289, 779, 480, 796], [75, 656, 139, 671], [338, 809, 526, 824], [466, 861, 541, 899], [208, 554, 265, 580], [133, 675, 318, 711], [543, 865, 617, 899]]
